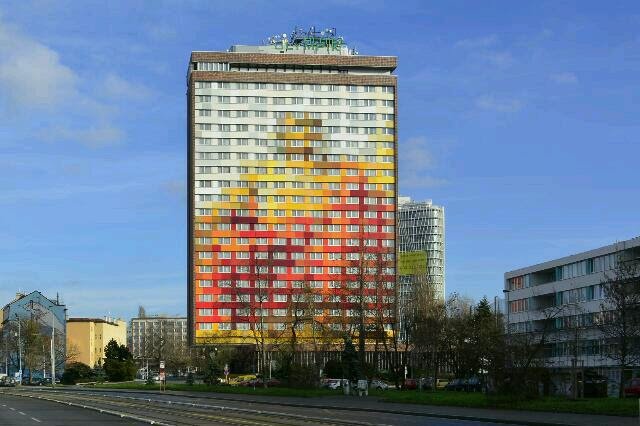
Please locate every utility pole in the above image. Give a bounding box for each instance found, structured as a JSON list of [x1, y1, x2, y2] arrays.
[[16, 314, 22, 386], [50, 312, 56, 387]]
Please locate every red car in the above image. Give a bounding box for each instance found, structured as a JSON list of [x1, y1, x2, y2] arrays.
[[403, 378, 418, 390], [624, 378, 640, 396]]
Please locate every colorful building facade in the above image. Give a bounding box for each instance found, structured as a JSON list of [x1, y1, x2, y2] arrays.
[[187, 30, 398, 345]]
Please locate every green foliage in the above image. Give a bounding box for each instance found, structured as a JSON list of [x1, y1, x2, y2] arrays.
[[186, 372, 195, 385], [61, 362, 93, 385], [92, 365, 106, 383], [370, 390, 637, 417], [341, 337, 360, 382], [278, 363, 317, 388], [203, 357, 221, 386], [104, 339, 132, 361], [323, 359, 342, 378], [103, 339, 135, 382], [145, 374, 155, 385]]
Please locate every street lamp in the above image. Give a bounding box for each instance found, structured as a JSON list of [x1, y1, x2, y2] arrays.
[[502, 289, 511, 334], [13, 314, 22, 386], [45, 305, 58, 388]]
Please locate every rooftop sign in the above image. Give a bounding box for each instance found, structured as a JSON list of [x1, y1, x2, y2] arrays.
[[266, 26, 355, 54]]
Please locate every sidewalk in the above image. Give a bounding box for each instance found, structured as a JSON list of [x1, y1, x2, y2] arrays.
[[75, 387, 638, 426]]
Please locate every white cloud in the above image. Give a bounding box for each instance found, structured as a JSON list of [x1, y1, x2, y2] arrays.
[[476, 95, 523, 113], [0, 20, 78, 108], [102, 73, 154, 101], [455, 34, 498, 49], [399, 136, 448, 190], [0, 16, 126, 147], [479, 51, 514, 67], [551, 72, 578, 84], [162, 179, 186, 199], [42, 125, 124, 148]]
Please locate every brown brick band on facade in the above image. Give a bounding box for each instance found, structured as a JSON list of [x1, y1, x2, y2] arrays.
[[189, 71, 396, 87], [191, 52, 397, 70]]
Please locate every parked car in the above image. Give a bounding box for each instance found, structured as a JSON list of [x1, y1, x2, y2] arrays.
[[322, 379, 342, 390], [624, 378, 640, 397], [0, 376, 16, 387], [435, 378, 449, 389], [403, 378, 418, 390], [445, 378, 466, 391], [229, 374, 257, 386], [370, 379, 389, 390], [245, 377, 281, 387], [464, 377, 484, 392]]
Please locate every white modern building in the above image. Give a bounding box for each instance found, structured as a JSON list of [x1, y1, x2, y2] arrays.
[[397, 197, 445, 339], [504, 236, 640, 395]]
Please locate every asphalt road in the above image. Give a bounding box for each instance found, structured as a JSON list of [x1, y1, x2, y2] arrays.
[[1, 388, 517, 426], [0, 393, 144, 425]]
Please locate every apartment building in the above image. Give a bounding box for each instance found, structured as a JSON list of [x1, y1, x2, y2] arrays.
[[66, 317, 127, 367], [504, 236, 640, 395], [129, 316, 188, 360]]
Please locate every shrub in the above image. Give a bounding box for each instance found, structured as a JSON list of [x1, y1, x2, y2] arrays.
[[61, 362, 93, 385]]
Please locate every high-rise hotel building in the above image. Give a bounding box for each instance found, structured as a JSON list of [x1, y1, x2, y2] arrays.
[[187, 30, 398, 346]]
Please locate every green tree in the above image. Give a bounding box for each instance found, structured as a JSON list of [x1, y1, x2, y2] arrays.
[[103, 339, 136, 382], [341, 337, 359, 382]]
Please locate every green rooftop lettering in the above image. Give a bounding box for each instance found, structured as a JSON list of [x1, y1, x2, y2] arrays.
[[274, 35, 344, 52]]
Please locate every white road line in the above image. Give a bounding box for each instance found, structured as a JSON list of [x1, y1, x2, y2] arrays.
[[9, 407, 15, 411], [19, 411, 26, 415], [31, 418, 42, 423]]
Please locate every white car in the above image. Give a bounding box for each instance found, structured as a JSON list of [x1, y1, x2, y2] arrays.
[[324, 379, 341, 389], [370, 379, 389, 390]]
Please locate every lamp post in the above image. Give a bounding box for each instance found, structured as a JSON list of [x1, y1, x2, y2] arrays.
[[502, 289, 511, 334], [14, 314, 22, 386], [44, 305, 58, 387]]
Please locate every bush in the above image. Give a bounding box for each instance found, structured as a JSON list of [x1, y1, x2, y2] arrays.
[[104, 359, 136, 382], [186, 372, 195, 385], [61, 362, 93, 385], [286, 364, 318, 388]]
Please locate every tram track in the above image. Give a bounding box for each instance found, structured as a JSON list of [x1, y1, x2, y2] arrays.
[[1, 388, 386, 426]]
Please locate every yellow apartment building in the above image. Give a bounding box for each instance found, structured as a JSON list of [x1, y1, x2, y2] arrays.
[[66, 317, 127, 367]]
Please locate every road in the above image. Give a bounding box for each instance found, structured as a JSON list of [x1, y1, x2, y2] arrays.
[[1, 388, 518, 426], [0, 392, 143, 425]]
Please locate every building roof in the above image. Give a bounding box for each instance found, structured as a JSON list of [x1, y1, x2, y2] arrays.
[[67, 317, 124, 326], [2, 290, 64, 311], [505, 235, 640, 278]]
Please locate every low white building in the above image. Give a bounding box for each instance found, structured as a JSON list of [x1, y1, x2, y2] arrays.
[[504, 236, 640, 396]]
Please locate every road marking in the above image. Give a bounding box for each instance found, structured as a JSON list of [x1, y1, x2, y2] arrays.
[[31, 418, 42, 423], [19, 411, 26, 415], [9, 407, 15, 411]]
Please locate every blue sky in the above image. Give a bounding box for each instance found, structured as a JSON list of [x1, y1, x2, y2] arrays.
[[1, 1, 638, 320]]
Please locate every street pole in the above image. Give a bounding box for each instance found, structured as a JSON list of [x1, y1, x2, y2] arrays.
[[51, 312, 55, 387], [16, 315, 22, 386]]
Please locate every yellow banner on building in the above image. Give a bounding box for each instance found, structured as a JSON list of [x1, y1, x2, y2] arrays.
[[398, 251, 428, 275]]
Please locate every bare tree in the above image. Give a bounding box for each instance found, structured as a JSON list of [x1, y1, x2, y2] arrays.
[[598, 253, 640, 398]]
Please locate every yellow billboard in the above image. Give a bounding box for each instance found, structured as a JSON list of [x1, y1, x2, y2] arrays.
[[398, 251, 428, 275]]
